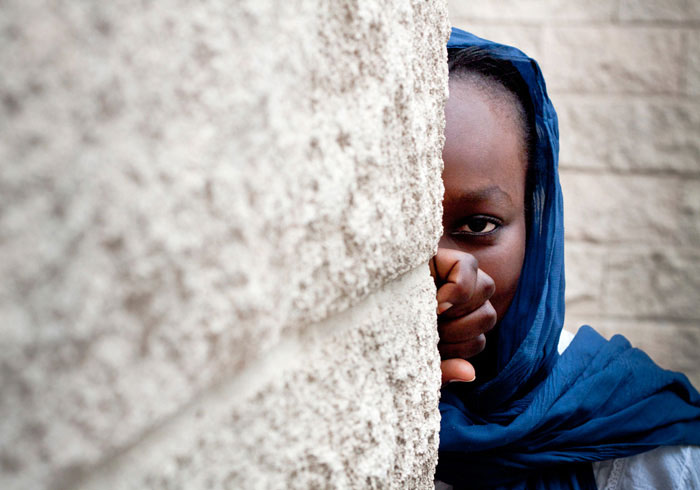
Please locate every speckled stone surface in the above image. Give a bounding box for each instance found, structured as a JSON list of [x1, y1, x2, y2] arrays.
[[0, 1, 449, 488], [75, 267, 441, 490]]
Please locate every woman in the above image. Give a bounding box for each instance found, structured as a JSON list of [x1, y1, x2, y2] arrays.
[[432, 28, 700, 489]]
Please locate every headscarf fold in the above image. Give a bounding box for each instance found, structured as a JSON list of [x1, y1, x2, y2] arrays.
[[437, 28, 700, 490]]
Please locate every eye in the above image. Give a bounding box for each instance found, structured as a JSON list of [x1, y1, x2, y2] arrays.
[[454, 215, 501, 235]]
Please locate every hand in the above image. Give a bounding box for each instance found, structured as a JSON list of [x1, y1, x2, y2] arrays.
[[430, 248, 497, 385]]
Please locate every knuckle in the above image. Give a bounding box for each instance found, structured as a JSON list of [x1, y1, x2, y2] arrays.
[[457, 263, 479, 293], [455, 280, 472, 298], [464, 335, 486, 358], [464, 253, 479, 270], [484, 302, 497, 330], [474, 302, 497, 334], [483, 274, 496, 297]]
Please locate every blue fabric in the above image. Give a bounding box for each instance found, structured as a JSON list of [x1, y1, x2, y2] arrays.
[[437, 27, 700, 490]]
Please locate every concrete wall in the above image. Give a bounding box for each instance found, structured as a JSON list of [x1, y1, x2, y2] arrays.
[[0, 2, 449, 489], [449, 0, 700, 386]]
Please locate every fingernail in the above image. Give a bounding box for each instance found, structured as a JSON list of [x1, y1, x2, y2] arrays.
[[447, 375, 476, 383], [437, 302, 453, 315]]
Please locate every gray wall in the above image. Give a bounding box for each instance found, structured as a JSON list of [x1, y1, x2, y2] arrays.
[[449, 0, 700, 386], [0, 1, 449, 488]]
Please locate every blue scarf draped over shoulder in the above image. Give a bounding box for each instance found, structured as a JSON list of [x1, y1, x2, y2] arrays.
[[438, 28, 700, 490]]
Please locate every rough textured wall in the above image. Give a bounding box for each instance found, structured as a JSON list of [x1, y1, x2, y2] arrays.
[[448, 0, 700, 386], [0, 1, 449, 489]]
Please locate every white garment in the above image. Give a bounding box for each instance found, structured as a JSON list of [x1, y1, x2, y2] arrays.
[[559, 329, 700, 490], [592, 445, 700, 490], [436, 445, 700, 490], [434, 330, 700, 489]]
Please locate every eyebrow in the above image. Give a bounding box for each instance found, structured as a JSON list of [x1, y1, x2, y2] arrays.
[[443, 185, 514, 207]]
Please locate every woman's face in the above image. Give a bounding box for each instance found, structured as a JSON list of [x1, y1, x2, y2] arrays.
[[440, 78, 528, 321]]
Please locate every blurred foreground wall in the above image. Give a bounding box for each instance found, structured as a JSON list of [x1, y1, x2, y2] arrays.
[[0, 2, 449, 488], [449, 0, 700, 386]]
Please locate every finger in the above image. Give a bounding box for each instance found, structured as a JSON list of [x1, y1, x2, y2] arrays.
[[441, 358, 476, 385], [438, 300, 497, 343], [443, 250, 479, 289], [438, 334, 487, 360], [438, 269, 496, 320], [431, 248, 478, 287], [435, 253, 479, 313]]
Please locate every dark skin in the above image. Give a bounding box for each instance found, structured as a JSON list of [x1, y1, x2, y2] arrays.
[[433, 78, 528, 384]]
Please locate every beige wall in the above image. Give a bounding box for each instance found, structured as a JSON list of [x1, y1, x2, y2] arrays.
[[448, 0, 700, 386], [0, 1, 449, 489]]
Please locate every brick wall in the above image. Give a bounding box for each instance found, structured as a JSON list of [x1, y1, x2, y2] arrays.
[[448, 0, 700, 386], [0, 2, 449, 488]]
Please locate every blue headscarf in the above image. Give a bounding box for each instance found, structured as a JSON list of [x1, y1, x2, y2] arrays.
[[438, 27, 700, 489]]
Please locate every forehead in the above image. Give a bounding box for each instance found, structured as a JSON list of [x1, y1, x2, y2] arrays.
[[442, 79, 527, 204]]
